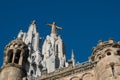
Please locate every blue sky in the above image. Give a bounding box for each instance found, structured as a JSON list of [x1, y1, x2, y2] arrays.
[[0, 0, 120, 66]]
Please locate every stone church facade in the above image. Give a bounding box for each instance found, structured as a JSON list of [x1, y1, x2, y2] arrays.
[[0, 21, 120, 80]]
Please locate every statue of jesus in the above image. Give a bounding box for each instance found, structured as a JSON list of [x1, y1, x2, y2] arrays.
[[46, 22, 62, 34]]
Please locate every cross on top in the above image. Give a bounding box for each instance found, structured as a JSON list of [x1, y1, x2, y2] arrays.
[[46, 22, 62, 34]]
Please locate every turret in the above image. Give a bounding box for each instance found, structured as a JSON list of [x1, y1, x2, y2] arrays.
[[0, 39, 29, 80], [90, 38, 120, 80]]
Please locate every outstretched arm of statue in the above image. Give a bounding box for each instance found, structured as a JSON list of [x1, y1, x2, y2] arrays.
[[56, 26, 62, 30], [46, 23, 52, 27]]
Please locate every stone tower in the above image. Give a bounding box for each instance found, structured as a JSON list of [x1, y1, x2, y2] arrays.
[[42, 22, 66, 73], [0, 39, 29, 80], [17, 20, 42, 78], [90, 38, 120, 80]]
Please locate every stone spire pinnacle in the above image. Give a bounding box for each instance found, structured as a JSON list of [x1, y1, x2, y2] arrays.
[[46, 22, 62, 34], [71, 49, 75, 66], [17, 21, 42, 78], [27, 20, 37, 35], [71, 49, 75, 59], [32, 20, 36, 25]]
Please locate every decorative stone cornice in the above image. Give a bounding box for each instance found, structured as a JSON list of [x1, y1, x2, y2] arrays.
[[40, 61, 97, 80]]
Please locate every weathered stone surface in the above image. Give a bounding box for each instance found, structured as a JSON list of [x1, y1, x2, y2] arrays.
[[0, 66, 26, 80]]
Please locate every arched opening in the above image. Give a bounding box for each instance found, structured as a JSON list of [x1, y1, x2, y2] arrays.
[[14, 49, 21, 64], [70, 76, 80, 80], [30, 70, 33, 76], [107, 52, 111, 56], [8, 50, 13, 63], [56, 44, 58, 53], [116, 50, 120, 56], [82, 73, 93, 80], [55, 56, 60, 68]]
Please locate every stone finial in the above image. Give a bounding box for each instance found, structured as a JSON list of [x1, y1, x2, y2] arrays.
[[17, 30, 24, 39], [71, 49, 75, 66], [118, 41, 120, 44], [98, 40, 103, 45], [71, 49, 75, 59], [46, 22, 62, 34], [108, 38, 114, 43], [31, 20, 36, 25]]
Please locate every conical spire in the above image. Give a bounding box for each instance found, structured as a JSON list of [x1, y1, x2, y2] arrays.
[[71, 49, 75, 59], [71, 49, 75, 66], [27, 20, 37, 34], [25, 20, 38, 44], [17, 30, 24, 39]]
